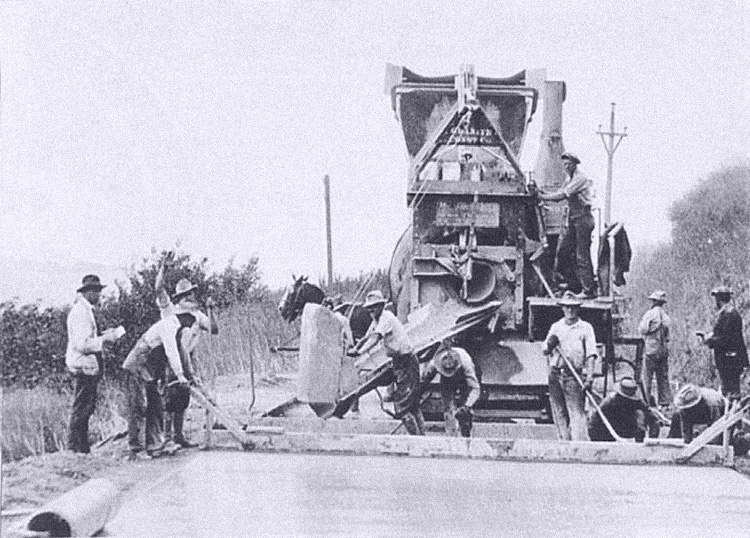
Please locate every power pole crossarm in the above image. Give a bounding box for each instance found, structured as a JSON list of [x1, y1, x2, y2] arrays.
[[596, 103, 627, 227]]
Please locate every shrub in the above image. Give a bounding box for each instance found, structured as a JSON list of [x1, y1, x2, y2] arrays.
[[625, 165, 750, 390]]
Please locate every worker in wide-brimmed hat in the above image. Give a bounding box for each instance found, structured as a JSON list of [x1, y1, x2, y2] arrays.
[[418, 338, 480, 437], [697, 286, 748, 401], [668, 384, 726, 444], [536, 152, 596, 299], [588, 377, 658, 442], [152, 252, 219, 450], [65, 275, 125, 453], [542, 291, 598, 441], [349, 290, 424, 435], [639, 290, 672, 410]]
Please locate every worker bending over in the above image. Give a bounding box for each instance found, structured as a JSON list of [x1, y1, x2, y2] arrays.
[[669, 384, 726, 444], [588, 377, 658, 442], [419, 339, 480, 437]]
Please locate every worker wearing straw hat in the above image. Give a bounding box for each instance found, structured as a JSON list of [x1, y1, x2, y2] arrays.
[[349, 290, 424, 435], [543, 291, 598, 441], [669, 384, 726, 444], [154, 252, 218, 449], [639, 290, 671, 409], [419, 338, 480, 437]]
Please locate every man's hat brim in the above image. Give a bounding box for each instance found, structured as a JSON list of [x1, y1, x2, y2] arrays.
[[615, 386, 641, 400], [78, 283, 106, 292], [172, 285, 198, 301]]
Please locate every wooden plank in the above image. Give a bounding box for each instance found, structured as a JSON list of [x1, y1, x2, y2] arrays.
[[675, 400, 749, 464], [208, 430, 727, 466], [242, 417, 558, 440]]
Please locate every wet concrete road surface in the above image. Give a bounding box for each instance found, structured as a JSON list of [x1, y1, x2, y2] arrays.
[[106, 451, 750, 537]]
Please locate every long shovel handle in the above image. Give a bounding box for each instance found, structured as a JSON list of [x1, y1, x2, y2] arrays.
[[554, 346, 626, 443]]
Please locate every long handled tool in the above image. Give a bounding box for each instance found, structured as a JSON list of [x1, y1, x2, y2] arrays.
[[189, 383, 256, 450], [554, 346, 626, 443]]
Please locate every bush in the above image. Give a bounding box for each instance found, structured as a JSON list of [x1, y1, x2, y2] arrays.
[[626, 165, 750, 390]]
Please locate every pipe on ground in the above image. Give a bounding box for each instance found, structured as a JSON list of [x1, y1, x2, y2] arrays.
[[23, 479, 121, 537]]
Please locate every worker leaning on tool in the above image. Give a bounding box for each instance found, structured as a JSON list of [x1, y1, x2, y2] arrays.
[[348, 290, 424, 435], [122, 311, 197, 460], [154, 252, 218, 449], [419, 338, 480, 438], [543, 291, 598, 441]]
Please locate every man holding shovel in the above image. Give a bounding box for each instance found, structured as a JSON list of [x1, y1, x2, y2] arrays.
[[543, 291, 598, 441]]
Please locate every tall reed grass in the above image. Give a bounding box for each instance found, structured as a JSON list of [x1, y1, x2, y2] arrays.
[[2, 298, 297, 462], [1, 382, 127, 463]]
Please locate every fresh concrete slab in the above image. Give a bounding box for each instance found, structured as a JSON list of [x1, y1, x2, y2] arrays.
[[104, 451, 750, 537]]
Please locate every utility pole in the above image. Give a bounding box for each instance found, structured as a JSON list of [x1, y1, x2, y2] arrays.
[[596, 103, 627, 226], [323, 175, 333, 287]]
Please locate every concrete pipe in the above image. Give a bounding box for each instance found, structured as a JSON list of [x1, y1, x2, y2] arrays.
[[25, 479, 121, 537], [465, 262, 496, 304]]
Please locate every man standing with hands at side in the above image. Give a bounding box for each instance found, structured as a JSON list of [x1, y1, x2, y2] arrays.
[[639, 290, 671, 410], [66, 275, 125, 454], [543, 291, 598, 441], [698, 286, 748, 402]]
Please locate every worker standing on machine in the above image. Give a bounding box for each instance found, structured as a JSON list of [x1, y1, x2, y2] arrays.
[[536, 152, 597, 299]]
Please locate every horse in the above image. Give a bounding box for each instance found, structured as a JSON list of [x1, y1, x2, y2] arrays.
[[278, 275, 371, 341]]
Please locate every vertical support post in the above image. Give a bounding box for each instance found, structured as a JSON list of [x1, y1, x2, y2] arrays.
[[324, 175, 333, 287], [723, 399, 733, 466], [596, 103, 627, 227]]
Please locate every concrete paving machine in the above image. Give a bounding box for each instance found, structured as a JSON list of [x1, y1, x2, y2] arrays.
[[285, 64, 637, 424]]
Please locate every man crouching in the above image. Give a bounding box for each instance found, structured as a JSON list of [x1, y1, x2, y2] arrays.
[[419, 339, 480, 437]]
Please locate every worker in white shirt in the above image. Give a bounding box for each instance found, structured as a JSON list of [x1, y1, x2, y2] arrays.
[[66, 275, 125, 454], [154, 252, 218, 449], [122, 311, 197, 459]]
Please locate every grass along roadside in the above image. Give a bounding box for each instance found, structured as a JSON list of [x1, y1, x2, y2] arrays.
[[1, 299, 298, 463]]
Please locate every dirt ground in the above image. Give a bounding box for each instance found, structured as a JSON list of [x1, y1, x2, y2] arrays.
[[3, 371, 750, 535], [0, 372, 294, 535]]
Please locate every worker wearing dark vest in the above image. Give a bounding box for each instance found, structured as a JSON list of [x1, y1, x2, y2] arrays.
[[699, 286, 748, 402], [588, 377, 658, 442], [123, 312, 196, 460]]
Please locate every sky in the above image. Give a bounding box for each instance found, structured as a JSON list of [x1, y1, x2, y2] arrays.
[[1, 0, 748, 305]]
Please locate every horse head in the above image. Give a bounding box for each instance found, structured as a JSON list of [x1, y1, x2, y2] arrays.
[[279, 275, 324, 322]]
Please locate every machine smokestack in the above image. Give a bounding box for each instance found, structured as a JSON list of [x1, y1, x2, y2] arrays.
[[534, 81, 567, 191]]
